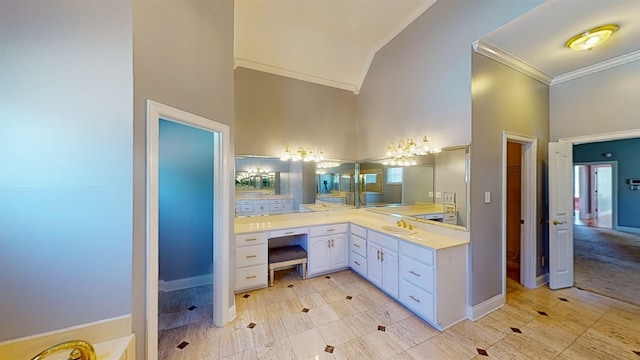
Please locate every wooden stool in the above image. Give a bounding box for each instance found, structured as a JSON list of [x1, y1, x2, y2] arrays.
[[268, 245, 307, 287]]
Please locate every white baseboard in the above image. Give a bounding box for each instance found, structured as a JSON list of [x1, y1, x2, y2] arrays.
[[0, 315, 131, 359], [616, 226, 640, 234], [466, 293, 505, 321], [536, 274, 549, 288], [160, 273, 212, 292]]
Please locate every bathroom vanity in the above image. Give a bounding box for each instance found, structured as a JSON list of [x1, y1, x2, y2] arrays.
[[234, 209, 468, 331]]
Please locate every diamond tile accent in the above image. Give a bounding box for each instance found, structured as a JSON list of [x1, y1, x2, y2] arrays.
[[325, 345, 335, 353], [477, 348, 488, 356], [559, 297, 569, 302], [325, 276, 331, 279], [288, 284, 294, 288], [346, 296, 353, 300], [188, 305, 197, 311], [537, 311, 549, 316], [247, 322, 256, 329], [633, 350, 640, 356], [243, 294, 250, 298], [510, 327, 522, 333], [302, 308, 309, 313], [378, 325, 386, 332], [177, 341, 189, 349]]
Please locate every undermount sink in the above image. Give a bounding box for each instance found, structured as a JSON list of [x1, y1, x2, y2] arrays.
[[381, 225, 417, 235]]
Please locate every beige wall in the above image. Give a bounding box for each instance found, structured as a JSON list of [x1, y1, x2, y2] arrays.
[[132, 1, 235, 358], [470, 52, 549, 306], [550, 60, 640, 141], [355, 0, 543, 160], [234, 68, 357, 160]]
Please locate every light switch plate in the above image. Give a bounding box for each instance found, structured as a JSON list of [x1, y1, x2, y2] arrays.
[[428, 191, 434, 197], [484, 191, 491, 204], [436, 192, 442, 198]]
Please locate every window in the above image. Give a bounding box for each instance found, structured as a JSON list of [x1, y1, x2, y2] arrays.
[[387, 167, 403, 184]]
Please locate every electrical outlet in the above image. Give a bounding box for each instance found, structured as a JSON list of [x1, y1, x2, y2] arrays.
[[428, 191, 434, 197], [484, 191, 491, 204], [435, 192, 442, 198]]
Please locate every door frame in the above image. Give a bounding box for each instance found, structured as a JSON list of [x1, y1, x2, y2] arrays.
[[146, 100, 234, 358], [501, 132, 537, 291], [574, 161, 618, 229]]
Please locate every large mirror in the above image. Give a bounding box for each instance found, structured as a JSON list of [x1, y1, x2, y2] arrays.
[[235, 145, 469, 231], [357, 145, 469, 230]]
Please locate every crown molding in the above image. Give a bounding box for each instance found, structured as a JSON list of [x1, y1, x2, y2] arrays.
[[558, 128, 640, 144], [234, 58, 359, 93], [550, 50, 640, 85], [473, 39, 553, 85]]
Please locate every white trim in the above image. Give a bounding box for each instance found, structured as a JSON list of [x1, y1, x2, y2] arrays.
[[551, 50, 640, 85], [501, 132, 538, 295], [146, 100, 234, 360], [558, 128, 640, 144], [473, 40, 552, 85], [617, 226, 640, 234], [234, 58, 358, 93], [536, 274, 548, 288], [160, 273, 213, 292], [466, 293, 504, 321], [0, 315, 131, 359]]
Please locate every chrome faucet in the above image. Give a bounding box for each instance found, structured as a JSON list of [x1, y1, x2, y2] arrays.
[[397, 219, 407, 228], [30, 340, 96, 360]]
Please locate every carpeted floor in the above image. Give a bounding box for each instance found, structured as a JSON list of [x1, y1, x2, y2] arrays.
[[574, 225, 640, 306]]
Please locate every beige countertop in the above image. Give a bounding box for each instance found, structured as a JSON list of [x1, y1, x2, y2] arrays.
[[299, 202, 355, 212], [235, 194, 294, 200], [370, 203, 444, 217], [234, 209, 468, 250]]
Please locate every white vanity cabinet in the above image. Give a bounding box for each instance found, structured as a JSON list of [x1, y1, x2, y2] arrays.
[[398, 240, 467, 330], [367, 231, 399, 298], [349, 224, 367, 277], [307, 224, 349, 276], [234, 232, 268, 292]]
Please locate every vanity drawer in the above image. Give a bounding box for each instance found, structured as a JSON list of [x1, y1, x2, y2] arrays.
[[236, 245, 267, 268], [350, 251, 367, 277], [235, 233, 267, 247], [310, 223, 348, 237], [400, 254, 434, 293], [399, 278, 434, 323], [350, 224, 367, 238], [239, 205, 253, 213], [269, 203, 283, 211], [350, 234, 367, 258], [235, 265, 267, 291], [368, 231, 399, 252], [236, 200, 253, 205], [269, 227, 308, 238], [270, 199, 282, 204], [400, 241, 434, 267], [253, 204, 269, 213]]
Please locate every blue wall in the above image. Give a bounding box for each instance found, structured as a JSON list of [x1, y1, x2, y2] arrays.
[[159, 120, 214, 281], [574, 138, 640, 229]]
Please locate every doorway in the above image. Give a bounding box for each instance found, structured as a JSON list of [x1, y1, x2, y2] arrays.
[[573, 164, 613, 229], [506, 141, 522, 283], [146, 100, 234, 359]]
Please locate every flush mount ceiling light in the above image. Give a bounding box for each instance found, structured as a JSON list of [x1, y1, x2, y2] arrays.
[[565, 24, 619, 51]]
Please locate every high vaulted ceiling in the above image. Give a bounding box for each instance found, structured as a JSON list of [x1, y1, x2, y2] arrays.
[[234, 0, 640, 92]]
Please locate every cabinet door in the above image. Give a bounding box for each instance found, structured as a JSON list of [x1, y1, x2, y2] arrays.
[[381, 249, 399, 298], [367, 243, 382, 288], [330, 234, 349, 270], [308, 235, 331, 276]]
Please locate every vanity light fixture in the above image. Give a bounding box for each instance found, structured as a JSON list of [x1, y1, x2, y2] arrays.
[[383, 135, 433, 166], [281, 146, 324, 162], [565, 24, 619, 51]]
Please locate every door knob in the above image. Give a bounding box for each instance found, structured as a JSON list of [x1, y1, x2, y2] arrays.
[[553, 220, 566, 225]]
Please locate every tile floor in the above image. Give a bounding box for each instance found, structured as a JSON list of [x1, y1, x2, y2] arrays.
[[158, 269, 640, 359]]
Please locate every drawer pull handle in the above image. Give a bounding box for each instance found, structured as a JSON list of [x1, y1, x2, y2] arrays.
[[354, 261, 361, 266], [377, 250, 380, 260], [409, 295, 420, 303], [327, 228, 335, 232], [354, 244, 360, 248], [245, 238, 257, 242], [409, 270, 421, 277], [246, 275, 256, 279], [285, 231, 294, 235], [246, 255, 257, 258], [381, 251, 384, 262]]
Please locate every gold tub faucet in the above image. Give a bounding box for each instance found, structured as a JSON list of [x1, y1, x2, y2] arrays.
[[30, 340, 96, 360]]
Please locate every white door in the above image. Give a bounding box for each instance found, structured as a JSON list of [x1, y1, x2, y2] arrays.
[[308, 236, 331, 276], [367, 243, 383, 288], [330, 234, 349, 269], [381, 249, 399, 298], [548, 142, 574, 289]]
